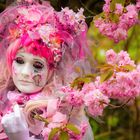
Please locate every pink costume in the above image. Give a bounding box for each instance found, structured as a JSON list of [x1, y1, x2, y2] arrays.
[[0, 0, 94, 139]]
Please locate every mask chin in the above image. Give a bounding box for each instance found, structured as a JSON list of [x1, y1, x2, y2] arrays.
[[17, 84, 44, 94]]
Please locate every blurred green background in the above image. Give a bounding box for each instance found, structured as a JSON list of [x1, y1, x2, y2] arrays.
[[0, 0, 140, 140]]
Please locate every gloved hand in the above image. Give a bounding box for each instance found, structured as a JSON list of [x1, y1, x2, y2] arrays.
[[1, 104, 30, 140]]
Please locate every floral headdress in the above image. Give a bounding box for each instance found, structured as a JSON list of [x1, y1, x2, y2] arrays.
[[0, 0, 88, 66]]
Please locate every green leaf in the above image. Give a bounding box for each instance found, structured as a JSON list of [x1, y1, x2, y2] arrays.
[[71, 76, 94, 90], [71, 77, 85, 89], [48, 128, 60, 140], [66, 123, 80, 135], [100, 70, 114, 83], [89, 117, 99, 134], [83, 77, 91, 83], [59, 131, 69, 140], [120, 64, 135, 71], [85, 74, 97, 79], [71, 74, 97, 90], [110, 0, 116, 11], [110, 13, 119, 23], [98, 64, 114, 72], [97, 64, 110, 68]]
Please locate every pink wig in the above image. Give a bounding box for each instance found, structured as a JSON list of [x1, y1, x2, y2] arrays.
[[6, 34, 54, 73]]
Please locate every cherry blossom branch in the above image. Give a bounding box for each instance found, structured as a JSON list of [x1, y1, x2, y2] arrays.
[[79, 0, 95, 15], [67, 106, 74, 124], [101, 98, 132, 109]]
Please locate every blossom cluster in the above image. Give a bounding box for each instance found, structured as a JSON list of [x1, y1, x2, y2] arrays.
[[39, 83, 110, 139], [99, 49, 140, 100], [106, 49, 135, 66], [94, 0, 139, 43], [42, 121, 87, 140], [62, 83, 110, 117]]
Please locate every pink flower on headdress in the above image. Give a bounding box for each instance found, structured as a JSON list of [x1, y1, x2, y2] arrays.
[[14, 7, 43, 35], [38, 26, 63, 63], [38, 24, 55, 44], [49, 33, 62, 48], [9, 24, 21, 40], [18, 7, 42, 22]]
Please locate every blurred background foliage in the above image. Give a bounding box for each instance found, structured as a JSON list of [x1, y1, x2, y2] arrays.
[[0, 0, 140, 140]]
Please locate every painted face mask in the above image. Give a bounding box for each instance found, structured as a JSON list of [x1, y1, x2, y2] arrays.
[[12, 50, 48, 94]]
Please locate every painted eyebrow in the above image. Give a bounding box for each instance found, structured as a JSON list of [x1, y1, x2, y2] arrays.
[[33, 58, 45, 64], [15, 54, 24, 57]]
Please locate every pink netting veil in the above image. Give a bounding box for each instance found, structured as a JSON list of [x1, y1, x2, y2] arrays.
[[0, 0, 90, 86]]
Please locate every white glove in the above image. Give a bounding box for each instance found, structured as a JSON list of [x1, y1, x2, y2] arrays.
[[1, 104, 30, 140]]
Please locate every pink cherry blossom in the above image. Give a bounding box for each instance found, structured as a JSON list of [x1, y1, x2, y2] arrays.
[[115, 4, 123, 15], [65, 89, 84, 107], [99, 50, 139, 101], [105, 0, 111, 4], [106, 49, 117, 64], [94, 1, 139, 43], [100, 70, 140, 100], [103, 4, 110, 14], [113, 28, 127, 43], [82, 83, 96, 94], [105, 49, 136, 67], [118, 51, 135, 66], [84, 89, 110, 116]]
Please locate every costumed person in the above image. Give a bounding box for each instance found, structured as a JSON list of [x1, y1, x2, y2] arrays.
[[0, 0, 94, 139]]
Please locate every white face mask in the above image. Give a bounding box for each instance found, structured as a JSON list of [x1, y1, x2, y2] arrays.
[[12, 50, 48, 94]]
